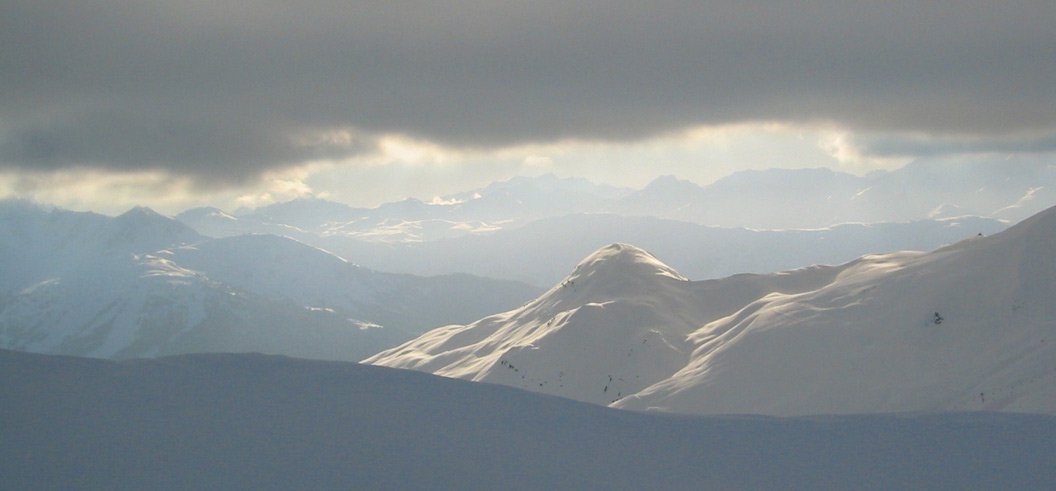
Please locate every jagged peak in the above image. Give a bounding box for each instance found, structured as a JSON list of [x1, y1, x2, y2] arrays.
[[112, 206, 185, 229], [108, 206, 201, 246], [117, 206, 163, 219]]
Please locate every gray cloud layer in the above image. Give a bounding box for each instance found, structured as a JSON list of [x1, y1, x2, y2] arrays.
[[2, 0, 1054, 181]]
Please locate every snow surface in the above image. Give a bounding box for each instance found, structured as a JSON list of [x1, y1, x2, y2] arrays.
[[3, 349, 1055, 490], [370, 206, 1056, 415]]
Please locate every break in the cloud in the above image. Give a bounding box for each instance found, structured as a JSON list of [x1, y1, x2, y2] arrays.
[[2, 0, 1053, 185]]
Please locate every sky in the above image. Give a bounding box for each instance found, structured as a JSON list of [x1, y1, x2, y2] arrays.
[[1, 1, 1054, 214]]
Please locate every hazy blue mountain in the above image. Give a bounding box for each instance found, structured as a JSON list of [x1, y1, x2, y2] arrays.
[[0, 203, 540, 361], [618, 159, 1056, 228], [178, 174, 634, 242], [316, 213, 1007, 286]]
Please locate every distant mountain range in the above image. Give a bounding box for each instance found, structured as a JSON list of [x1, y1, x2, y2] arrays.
[[177, 173, 628, 243], [314, 213, 1006, 286], [0, 202, 540, 361], [176, 158, 1055, 242], [369, 205, 1056, 416], [167, 160, 1053, 287]]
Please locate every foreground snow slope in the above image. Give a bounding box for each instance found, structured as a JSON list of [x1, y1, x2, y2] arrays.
[[370, 205, 1056, 415], [3, 349, 1055, 490]]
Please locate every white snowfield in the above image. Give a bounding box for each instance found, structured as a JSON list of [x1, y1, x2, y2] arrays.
[[368, 205, 1056, 416]]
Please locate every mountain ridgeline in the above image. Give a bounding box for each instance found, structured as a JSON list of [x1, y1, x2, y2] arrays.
[[369, 205, 1056, 416]]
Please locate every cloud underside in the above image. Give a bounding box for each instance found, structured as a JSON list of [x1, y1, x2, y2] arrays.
[[2, 0, 1054, 182]]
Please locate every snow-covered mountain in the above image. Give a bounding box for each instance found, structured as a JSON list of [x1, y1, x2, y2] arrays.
[[1, 202, 203, 290], [319, 213, 1007, 286], [0, 202, 540, 361], [618, 204, 1056, 415], [5, 349, 1055, 490], [367, 244, 840, 405], [0, 255, 413, 360], [369, 205, 1056, 415]]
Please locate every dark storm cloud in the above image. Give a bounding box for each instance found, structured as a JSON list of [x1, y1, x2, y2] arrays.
[[2, 0, 1053, 181]]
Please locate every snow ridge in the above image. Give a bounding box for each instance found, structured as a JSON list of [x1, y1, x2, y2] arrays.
[[366, 243, 830, 406], [370, 206, 1056, 416]]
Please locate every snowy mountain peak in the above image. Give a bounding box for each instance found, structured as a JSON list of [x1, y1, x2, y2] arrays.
[[367, 244, 710, 406], [569, 243, 688, 283], [522, 243, 691, 314]]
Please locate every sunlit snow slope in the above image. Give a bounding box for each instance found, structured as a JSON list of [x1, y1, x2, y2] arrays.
[[369, 206, 1056, 415], [619, 205, 1056, 415], [366, 243, 838, 406]]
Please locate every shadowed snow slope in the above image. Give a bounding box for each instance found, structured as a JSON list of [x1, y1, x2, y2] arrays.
[[3, 349, 1055, 490], [370, 206, 1056, 415], [1, 203, 539, 361], [166, 234, 542, 338]]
